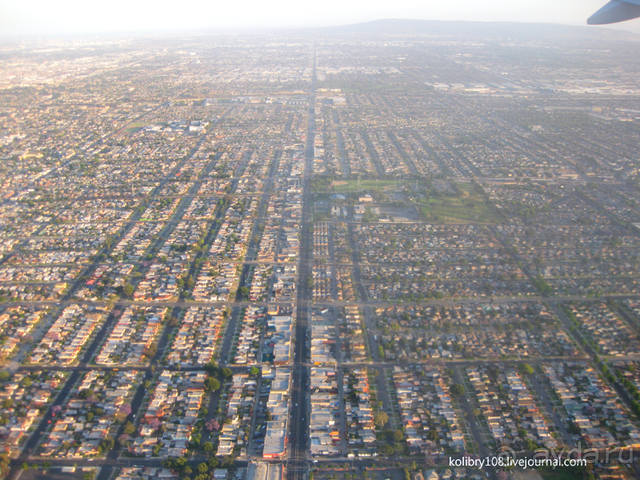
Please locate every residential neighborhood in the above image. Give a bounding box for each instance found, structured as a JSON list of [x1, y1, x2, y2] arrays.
[[1, 19, 640, 480]]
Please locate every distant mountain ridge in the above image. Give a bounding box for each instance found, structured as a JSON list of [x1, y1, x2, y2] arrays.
[[308, 18, 640, 42]]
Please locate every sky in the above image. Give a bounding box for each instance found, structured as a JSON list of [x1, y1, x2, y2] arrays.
[[0, 0, 633, 36]]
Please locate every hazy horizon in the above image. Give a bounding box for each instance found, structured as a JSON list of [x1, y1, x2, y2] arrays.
[[2, 0, 640, 38]]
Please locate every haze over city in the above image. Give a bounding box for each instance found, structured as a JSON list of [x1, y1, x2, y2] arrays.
[[0, 0, 634, 35]]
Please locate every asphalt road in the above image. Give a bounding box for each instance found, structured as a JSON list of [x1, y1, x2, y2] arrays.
[[287, 47, 316, 480]]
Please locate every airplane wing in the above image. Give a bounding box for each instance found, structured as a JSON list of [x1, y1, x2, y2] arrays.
[[588, 0, 640, 24]]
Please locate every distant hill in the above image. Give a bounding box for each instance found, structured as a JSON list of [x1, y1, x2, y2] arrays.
[[307, 18, 640, 43]]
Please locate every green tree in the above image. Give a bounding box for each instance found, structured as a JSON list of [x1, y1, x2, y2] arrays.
[[205, 377, 221, 392], [520, 363, 534, 375], [204, 361, 219, 375], [124, 421, 136, 435], [238, 286, 249, 299], [122, 282, 135, 298], [450, 384, 465, 396], [374, 410, 389, 428]]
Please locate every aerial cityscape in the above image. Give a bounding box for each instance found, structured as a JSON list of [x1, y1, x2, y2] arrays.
[[1, 17, 640, 480]]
